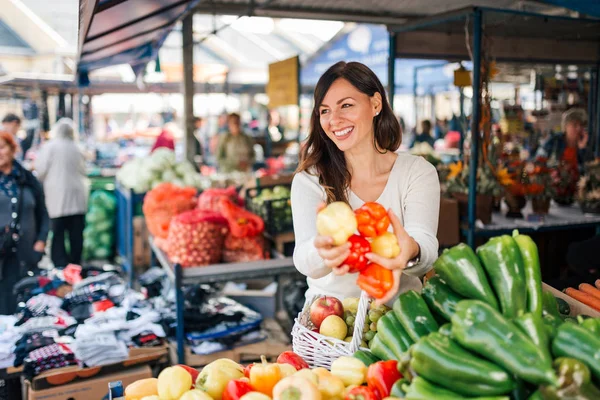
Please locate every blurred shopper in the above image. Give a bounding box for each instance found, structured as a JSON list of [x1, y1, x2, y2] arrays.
[[410, 119, 436, 148], [35, 119, 87, 268], [2, 113, 34, 160], [151, 127, 175, 153], [216, 113, 255, 173], [538, 108, 593, 171], [0, 131, 49, 314]]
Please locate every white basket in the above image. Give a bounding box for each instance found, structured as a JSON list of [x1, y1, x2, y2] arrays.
[[291, 291, 371, 369]]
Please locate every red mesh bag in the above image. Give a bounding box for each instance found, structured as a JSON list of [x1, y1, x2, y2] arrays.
[[197, 186, 243, 212], [143, 183, 197, 239], [167, 209, 229, 267], [222, 233, 267, 263]]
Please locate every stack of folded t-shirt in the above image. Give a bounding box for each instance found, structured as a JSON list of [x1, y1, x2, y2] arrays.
[[73, 333, 128, 367], [22, 343, 77, 380], [0, 315, 18, 368]]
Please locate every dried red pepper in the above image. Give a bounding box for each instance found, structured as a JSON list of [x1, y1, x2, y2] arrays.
[[355, 202, 390, 238]]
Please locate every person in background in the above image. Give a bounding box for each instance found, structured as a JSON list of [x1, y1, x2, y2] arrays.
[[0, 131, 49, 314], [151, 127, 175, 153], [539, 108, 593, 171], [2, 113, 34, 160], [410, 119, 436, 148], [35, 119, 87, 268], [216, 113, 255, 173]]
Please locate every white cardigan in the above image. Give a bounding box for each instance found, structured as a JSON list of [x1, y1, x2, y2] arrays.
[[291, 153, 440, 301]]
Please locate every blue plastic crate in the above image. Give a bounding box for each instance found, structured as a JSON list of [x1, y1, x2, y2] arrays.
[[115, 183, 146, 280]]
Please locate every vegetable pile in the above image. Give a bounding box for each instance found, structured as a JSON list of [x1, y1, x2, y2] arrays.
[[143, 183, 197, 239], [350, 231, 600, 399], [116, 148, 204, 194], [247, 185, 293, 235], [82, 190, 117, 260]]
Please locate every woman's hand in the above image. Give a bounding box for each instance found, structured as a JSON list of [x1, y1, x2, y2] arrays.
[[365, 209, 420, 271], [314, 235, 351, 275], [33, 240, 45, 252]]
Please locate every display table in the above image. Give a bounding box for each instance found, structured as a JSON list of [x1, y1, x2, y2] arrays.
[[148, 236, 298, 364]]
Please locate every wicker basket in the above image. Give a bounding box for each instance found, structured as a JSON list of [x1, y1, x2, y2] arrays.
[[291, 291, 371, 369]]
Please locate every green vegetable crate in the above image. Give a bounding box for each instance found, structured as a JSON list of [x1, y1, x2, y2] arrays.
[[245, 184, 293, 236]]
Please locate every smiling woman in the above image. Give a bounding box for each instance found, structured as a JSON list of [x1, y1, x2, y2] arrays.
[[291, 61, 440, 305]]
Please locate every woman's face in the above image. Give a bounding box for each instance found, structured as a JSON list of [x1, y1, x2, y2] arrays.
[[318, 78, 381, 153], [0, 139, 15, 169], [565, 121, 584, 145]]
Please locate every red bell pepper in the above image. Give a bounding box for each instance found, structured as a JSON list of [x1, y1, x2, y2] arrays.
[[244, 363, 255, 378], [276, 351, 310, 371], [222, 379, 254, 400], [345, 386, 380, 400], [355, 202, 390, 238], [343, 234, 371, 273], [366, 360, 402, 398], [356, 263, 394, 299], [219, 198, 264, 238], [176, 364, 199, 388]]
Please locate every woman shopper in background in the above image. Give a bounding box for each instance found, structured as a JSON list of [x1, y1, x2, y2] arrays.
[[291, 61, 440, 305], [216, 113, 255, 173], [0, 131, 49, 314], [35, 118, 88, 268]]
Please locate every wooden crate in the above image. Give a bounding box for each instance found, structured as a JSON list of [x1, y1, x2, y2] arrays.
[[543, 282, 600, 318], [169, 319, 291, 367]]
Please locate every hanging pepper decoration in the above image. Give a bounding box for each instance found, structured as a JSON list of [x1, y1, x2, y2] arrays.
[[355, 202, 390, 238], [344, 235, 372, 273], [356, 263, 394, 299], [219, 198, 264, 238]]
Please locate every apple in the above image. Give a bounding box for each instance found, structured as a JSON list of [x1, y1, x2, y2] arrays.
[[310, 296, 344, 328], [342, 297, 360, 313], [319, 315, 348, 340]]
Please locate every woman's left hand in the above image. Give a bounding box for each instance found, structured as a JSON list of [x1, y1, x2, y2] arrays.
[[33, 241, 45, 252], [365, 209, 420, 305]]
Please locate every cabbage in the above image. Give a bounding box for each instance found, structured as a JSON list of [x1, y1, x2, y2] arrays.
[[162, 169, 176, 182], [175, 161, 196, 177], [149, 148, 176, 171]]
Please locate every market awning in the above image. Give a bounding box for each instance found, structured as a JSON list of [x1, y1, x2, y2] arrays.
[[77, 0, 201, 77]]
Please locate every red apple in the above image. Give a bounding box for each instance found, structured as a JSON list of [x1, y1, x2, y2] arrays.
[[309, 296, 344, 328]]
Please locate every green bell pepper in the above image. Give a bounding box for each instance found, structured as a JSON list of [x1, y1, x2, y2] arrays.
[[552, 323, 600, 382], [433, 243, 499, 310], [393, 290, 438, 342], [421, 276, 464, 322], [451, 300, 558, 386], [578, 317, 600, 335], [376, 312, 414, 360], [410, 332, 515, 396], [542, 291, 562, 319], [369, 333, 395, 361], [438, 323, 453, 337], [476, 235, 527, 318], [402, 377, 510, 400], [534, 358, 600, 400], [514, 313, 551, 355], [555, 297, 571, 316], [390, 378, 409, 398], [513, 231, 544, 318], [543, 314, 563, 340], [352, 349, 379, 367]]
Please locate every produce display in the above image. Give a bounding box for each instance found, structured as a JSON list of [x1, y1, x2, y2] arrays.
[[563, 281, 600, 312], [82, 190, 117, 260], [247, 185, 293, 235], [143, 183, 197, 239], [116, 148, 204, 194], [315, 201, 400, 300]]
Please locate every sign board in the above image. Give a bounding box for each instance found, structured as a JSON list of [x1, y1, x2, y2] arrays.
[[267, 56, 299, 108]]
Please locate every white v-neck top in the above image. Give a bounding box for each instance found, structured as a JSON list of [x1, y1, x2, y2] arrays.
[[291, 153, 440, 302]]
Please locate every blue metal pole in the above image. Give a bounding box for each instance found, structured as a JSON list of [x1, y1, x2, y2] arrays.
[[468, 9, 483, 249], [459, 87, 465, 158], [413, 68, 418, 130], [388, 32, 396, 110], [127, 190, 134, 287], [175, 263, 185, 364], [589, 68, 596, 153], [595, 65, 600, 158]]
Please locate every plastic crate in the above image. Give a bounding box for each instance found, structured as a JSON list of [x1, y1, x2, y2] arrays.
[[245, 184, 293, 236]]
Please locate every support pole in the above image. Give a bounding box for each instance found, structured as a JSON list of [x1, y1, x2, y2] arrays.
[[459, 87, 465, 157], [595, 65, 600, 158], [467, 9, 483, 249], [182, 13, 196, 164], [388, 32, 396, 110], [413, 68, 418, 130]]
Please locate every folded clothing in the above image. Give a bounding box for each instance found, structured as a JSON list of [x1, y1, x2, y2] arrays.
[[74, 333, 128, 367], [23, 343, 78, 380], [13, 330, 58, 367], [17, 316, 77, 334]]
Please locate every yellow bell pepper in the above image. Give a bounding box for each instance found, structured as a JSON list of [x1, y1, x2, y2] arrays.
[[125, 378, 158, 400], [250, 356, 282, 396], [292, 369, 318, 386], [312, 368, 345, 400], [179, 390, 214, 400], [316, 202, 357, 245], [272, 376, 322, 400], [158, 366, 192, 400], [196, 360, 244, 400], [370, 232, 400, 259], [277, 363, 297, 378], [330, 357, 367, 387], [239, 392, 271, 400]]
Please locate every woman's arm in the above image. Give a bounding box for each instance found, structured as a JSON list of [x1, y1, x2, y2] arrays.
[[34, 144, 49, 181], [402, 157, 440, 277], [291, 173, 331, 279]]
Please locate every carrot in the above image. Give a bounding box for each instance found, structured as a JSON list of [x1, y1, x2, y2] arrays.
[[579, 283, 600, 300], [564, 288, 600, 311], [595, 279, 600, 290]]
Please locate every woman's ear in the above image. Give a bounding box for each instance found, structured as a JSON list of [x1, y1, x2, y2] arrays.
[[371, 92, 383, 116]]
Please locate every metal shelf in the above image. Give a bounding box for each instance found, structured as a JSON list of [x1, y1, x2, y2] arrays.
[[148, 235, 298, 365]]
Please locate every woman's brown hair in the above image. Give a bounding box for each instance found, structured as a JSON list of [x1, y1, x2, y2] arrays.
[[297, 61, 401, 204]]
